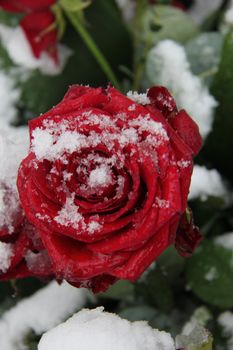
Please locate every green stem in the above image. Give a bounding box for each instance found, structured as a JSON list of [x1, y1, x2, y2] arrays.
[[64, 10, 121, 89], [198, 67, 218, 79], [132, 0, 147, 90]]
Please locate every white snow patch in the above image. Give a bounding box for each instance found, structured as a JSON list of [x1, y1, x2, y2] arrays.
[[0, 242, 13, 273], [88, 221, 102, 234], [205, 267, 218, 281], [215, 232, 233, 250], [0, 24, 72, 76], [189, 165, 226, 200], [88, 165, 112, 187], [0, 281, 92, 350], [127, 91, 150, 105], [218, 311, 233, 350], [38, 307, 175, 350], [0, 71, 20, 126], [0, 126, 29, 233], [225, 6, 233, 25], [54, 195, 85, 230], [146, 40, 217, 138]]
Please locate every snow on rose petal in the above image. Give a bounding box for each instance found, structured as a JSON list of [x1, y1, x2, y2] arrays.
[[17, 85, 202, 293]]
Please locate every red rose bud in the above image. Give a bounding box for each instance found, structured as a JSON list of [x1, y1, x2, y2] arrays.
[[0, 0, 56, 13], [17, 85, 202, 293], [0, 0, 58, 62], [20, 10, 58, 62], [175, 208, 203, 258]]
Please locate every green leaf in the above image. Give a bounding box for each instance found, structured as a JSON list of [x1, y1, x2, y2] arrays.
[[176, 326, 213, 350], [136, 264, 173, 312], [119, 305, 157, 323], [185, 32, 223, 86], [205, 30, 233, 181], [157, 246, 185, 285], [99, 280, 134, 301], [186, 240, 233, 308], [0, 9, 22, 27]]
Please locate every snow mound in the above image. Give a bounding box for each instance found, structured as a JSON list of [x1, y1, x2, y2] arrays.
[[189, 165, 226, 201], [38, 307, 175, 350], [0, 281, 91, 350]]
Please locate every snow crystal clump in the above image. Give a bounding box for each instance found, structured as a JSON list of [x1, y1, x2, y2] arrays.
[[146, 40, 217, 138], [127, 90, 150, 105], [0, 282, 91, 350], [189, 165, 226, 201], [0, 242, 13, 273], [38, 307, 175, 350], [0, 24, 72, 76], [88, 165, 112, 187]]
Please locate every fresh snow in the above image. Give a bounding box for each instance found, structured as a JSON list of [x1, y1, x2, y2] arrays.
[[205, 267, 218, 281], [38, 307, 175, 350], [0, 242, 13, 273], [215, 232, 233, 250], [31, 113, 168, 163], [127, 91, 150, 105], [218, 311, 233, 350], [0, 24, 72, 76], [88, 165, 112, 187], [0, 281, 92, 350], [0, 126, 29, 233], [189, 165, 226, 200], [0, 71, 20, 126], [146, 40, 217, 139]]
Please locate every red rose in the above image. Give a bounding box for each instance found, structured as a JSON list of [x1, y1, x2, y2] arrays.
[[17, 85, 202, 293], [0, 0, 58, 62], [0, 0, 56, 13]]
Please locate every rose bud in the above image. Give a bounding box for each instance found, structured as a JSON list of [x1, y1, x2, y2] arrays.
[[0, 0, 58, 62], [17, 85, 202, 292]]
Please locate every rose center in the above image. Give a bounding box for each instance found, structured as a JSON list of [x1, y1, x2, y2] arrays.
[[88, 165, 112, 188]]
